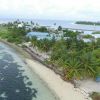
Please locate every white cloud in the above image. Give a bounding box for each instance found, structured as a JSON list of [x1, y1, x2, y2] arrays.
[[0, 0, 100, 20]]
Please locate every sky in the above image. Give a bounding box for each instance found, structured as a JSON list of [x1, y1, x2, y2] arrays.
[[0, 0, 100, 21]]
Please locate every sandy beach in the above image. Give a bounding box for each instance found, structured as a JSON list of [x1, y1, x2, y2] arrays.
[[25, 58, 90, 100]]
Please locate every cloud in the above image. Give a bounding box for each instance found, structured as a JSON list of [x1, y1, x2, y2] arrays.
[[0, 0, 100, 20]]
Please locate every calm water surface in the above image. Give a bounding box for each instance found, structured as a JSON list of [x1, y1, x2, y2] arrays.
[[0, 42, 58, 100]]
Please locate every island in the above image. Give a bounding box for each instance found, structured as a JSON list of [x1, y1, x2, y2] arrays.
[[76, 21, 100, 26], [0, 20, 100, 100]]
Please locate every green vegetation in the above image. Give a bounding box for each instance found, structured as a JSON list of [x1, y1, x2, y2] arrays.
[[50, 39, 100, 79], [90, 92, 100, 100], [0, 24, 28, 44], [30, 36, 55, 52], [0, 22, 100, 81], [83, 34, 94, 39], [32, 26, 48, 32], [76, 21, 100, 26], [63, 29, 80, 37], [58, 26, 62, 31], [92, 31, 100, 34]]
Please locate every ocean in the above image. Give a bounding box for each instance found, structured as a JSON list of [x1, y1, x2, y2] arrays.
[[0, 42, 58, 100]]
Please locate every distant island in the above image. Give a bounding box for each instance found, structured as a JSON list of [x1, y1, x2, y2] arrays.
[[76, 21, 100, 26], [92, 31, 100, 34]]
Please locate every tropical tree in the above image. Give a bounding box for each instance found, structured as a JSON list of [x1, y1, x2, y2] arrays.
[[58, 26, 62, 31], [64, 58, 82, 80], [30, 36, 37, 47], [80, 52, 96, 78]]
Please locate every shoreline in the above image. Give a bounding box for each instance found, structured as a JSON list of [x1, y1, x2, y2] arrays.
[[0, 39, 91, 100], [0, 39, 32, 59], [25, 58, 89, 100]]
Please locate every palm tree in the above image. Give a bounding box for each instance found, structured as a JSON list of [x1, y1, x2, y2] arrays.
[[64, 58, 82, 80], [80, 52, 96, 78], [30, 36, 37, 47]]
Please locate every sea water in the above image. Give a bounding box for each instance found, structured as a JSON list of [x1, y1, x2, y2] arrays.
[[0, 42, 58, 100]]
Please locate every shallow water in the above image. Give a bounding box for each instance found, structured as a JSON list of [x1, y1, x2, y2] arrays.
[[0, 42, 58, 100]]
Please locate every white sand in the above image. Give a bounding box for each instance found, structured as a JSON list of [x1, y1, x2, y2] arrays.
[[79, 79, 100, 93], [25, 59, 90, 100]]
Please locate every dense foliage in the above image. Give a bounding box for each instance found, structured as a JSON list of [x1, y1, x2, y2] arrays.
[[50, 31, 100, 80], [92, 31, 100, 34], [0, 24, 28, 44], [32, 26, 48, 32], [76, 21, 100, 26], [83, 34, 94, 39]]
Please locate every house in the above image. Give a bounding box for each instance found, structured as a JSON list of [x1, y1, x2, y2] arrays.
[[18, 23, 24, 28]]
